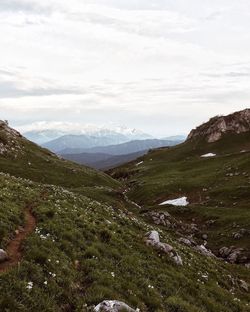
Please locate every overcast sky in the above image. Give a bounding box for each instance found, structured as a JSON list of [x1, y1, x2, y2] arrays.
[[0, 0, 250, 136]]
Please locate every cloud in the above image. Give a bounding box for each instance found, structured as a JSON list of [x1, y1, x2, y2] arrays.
[[0, 0, 249, 136]]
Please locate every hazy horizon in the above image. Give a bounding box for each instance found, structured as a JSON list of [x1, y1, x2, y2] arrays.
[[1, 0, 250, 137]]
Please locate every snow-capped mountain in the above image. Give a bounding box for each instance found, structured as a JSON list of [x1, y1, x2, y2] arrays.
[[18, 121, 152, 146]]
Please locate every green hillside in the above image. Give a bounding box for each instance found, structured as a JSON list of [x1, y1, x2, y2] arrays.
[[0, 121, 118, 189], [109, 131, 250, 259], [0, 121, 249, 311]]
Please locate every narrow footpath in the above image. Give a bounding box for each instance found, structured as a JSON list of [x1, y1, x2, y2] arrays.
[[0, 204, 36, 273]]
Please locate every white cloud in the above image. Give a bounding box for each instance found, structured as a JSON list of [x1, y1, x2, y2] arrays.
[[0, 0, 249, 136]]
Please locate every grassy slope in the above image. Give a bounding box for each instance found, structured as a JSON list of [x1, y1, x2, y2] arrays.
[[0, 126, 119, 189], [109, 132, 250, 253], [0, 127, 249, 311], [0, 173, 249, 312]]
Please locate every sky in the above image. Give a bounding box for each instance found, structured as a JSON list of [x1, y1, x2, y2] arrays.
[[0, 0, 250, 137]]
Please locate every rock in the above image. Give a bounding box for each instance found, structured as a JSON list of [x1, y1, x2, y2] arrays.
[[194, 245, 215, 258], [232, 232, 242, 240], [202, 234, 208, 240], [145, 230, 160, 245], [0, 249, 8, 262], [94, 300, 136, 312], [178, 237, 192, 246], [172, 253, 183, 266], [219, 247, 231, 258], [187, 109, 250, 143], [157, 242, 174, 253], [239, 280, 249, 292], [145, 231, 183, 266], [227, 249, 243, 263], [149, 211, 173, 228], [219, 246, 248, 264]]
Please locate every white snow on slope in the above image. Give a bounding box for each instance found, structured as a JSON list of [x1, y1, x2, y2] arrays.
[[201, 153, 216, 158], [159, 196, 189, 206]]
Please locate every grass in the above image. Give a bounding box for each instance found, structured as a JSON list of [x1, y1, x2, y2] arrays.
[[0, 172, 249, 311], [109, 132, 250, 258], [0, 126, 249, 311]]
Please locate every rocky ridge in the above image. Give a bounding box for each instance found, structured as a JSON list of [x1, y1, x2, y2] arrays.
[[187, 109, 250, 143], [0, 121, 24, 156]]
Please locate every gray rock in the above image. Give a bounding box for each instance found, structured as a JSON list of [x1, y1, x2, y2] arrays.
[[219, 247, 231, 258], [232, 232, 242, 240], [94, 300, 136, 312], [0, 249, 8, 262], [145, 231, 183, 265], [157, 242, 173, 253], [195, 245, 215, 258], [239, 280, 249, 292], [178, 237, 192, 246], [172, 253, 183, 266], [145, 230, 160, 245], [202, 234, 208, 240], [227, 249, 243, 263]]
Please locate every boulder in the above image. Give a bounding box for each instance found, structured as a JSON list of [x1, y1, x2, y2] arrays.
[[145, 231, 183, 266], [149, 211, 173, 228], [219, 246, 247, 264], [239, 280, 249, 292], [227, 249, 243, 263], [94, 300, 136, 312], [0, 249, 8, 262], [178, 237, 192, 246], [194, 245, 215, 258], [219, 247, 231, 258], [172, 253, 183, 266], [202, 234, 208, 240], [157, 242, 173, 254], [145, 230, 160, 245]]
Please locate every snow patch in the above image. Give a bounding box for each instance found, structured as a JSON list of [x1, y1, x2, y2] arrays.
[[201, 153, 216, 158], [159, 196, 189, 206]]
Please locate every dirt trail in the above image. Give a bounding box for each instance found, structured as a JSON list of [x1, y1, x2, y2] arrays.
[[0, 204, 36, 273]]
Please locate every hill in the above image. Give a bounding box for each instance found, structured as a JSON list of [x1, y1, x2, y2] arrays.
[[60, 139, 180, 155], [62, 151, 146, 170], [60, 139, 181, 170], [0, 121, 118, 188], [109, 109, 250, 265], [0, 118, 249, 312], [188, 109, 250, 143]]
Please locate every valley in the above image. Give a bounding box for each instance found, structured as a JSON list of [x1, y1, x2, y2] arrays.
[[0, 111, 249, 312]]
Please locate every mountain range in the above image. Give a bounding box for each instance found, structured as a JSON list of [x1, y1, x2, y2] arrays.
[[60, 139, 182, 170], [23, 124, 152, 146], [22, 125, 185, 170]]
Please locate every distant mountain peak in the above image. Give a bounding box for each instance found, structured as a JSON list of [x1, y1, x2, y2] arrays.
[[18, 121, 152, 145], [187, 109, 250, 143]]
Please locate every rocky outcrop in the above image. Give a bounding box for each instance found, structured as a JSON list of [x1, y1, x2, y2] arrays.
[[187, 109, 250, 143], [194, 245, 215, 258], [219, 246, 248, 264], [145, 231, 183, 266], [178, 237, 197, 247], [0, 120, 23, 156], [94, 300, 136, 312], [149, 211, 175, 228], [0, 249, 8, 262]]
